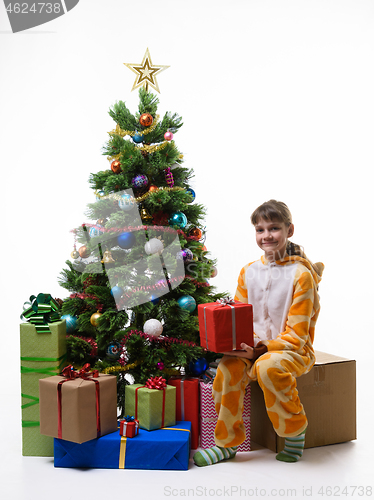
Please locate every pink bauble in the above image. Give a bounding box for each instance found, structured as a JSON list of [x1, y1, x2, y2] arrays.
[[164, 131, 173, 141], [157, 362, 165, 370]]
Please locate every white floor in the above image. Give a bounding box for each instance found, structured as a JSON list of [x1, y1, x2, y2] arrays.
[[1, 391, 371, 500]]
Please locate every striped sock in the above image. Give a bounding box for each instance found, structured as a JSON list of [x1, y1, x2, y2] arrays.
[[276, 428, 307, 463], [193, 446, 238, 467]]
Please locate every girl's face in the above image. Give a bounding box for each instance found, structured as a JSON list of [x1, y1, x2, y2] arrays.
[[254, 218, 294, 261]]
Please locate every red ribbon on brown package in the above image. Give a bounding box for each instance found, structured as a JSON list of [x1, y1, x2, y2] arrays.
[[135, 376, 167, 428], [57, 363, 101, 440]]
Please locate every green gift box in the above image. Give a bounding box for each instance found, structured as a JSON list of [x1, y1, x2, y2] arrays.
[[125, 383, 176, 431], [20, 320, 67, 456]]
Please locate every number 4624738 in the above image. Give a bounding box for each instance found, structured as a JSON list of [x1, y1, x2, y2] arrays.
[[5, 3, 62, 14]]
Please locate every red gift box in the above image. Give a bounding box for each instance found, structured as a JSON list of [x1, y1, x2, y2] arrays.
[[200, 380, 251, 452], [119, 418, 139, 438], [168, 377, 199, 449], [198, 300, 253, 352]]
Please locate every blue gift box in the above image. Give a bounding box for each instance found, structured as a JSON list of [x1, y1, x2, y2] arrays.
[[54, 421, 191, 470]]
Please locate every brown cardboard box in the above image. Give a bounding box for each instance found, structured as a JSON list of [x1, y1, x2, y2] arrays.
[[39, 373, 118, 444], [250, 351, 356, 451]]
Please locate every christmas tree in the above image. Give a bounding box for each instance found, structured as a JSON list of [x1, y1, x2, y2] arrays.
[[58, 51, 224, 415]]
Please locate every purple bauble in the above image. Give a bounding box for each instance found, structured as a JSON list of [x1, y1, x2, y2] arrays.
[[131, 174, 148, 189], [177, 248, 193, 263], [157, 361, 165, 370]]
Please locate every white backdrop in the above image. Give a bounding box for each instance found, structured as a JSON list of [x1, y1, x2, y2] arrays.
[[1, 1, 373, 498]]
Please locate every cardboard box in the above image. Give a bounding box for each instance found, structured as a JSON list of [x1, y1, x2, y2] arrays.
[[20, 320, 67, 456], [198, 301, 253, 352], [54, 421, 191, 470], [39, 373, 118, 444], [125, 383, 176, 431], [250, 351, 356, 451], [200, 380, 251, 452]]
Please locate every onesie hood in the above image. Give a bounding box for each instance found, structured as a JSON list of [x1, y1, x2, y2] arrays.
[[261, 254, 324, 286]]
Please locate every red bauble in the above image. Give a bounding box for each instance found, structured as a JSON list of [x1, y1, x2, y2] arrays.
[[78, 245, 90, 258], [111, 160, 122, 174], [148, 185, 159, 192], [139, 113, 153, 127], [189, 227, 203, 240]]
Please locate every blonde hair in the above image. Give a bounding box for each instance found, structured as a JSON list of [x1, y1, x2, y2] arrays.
[[251, 200, 322, 274]]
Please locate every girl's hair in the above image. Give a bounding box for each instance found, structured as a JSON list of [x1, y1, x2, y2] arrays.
[[251, 200, 321, 274]]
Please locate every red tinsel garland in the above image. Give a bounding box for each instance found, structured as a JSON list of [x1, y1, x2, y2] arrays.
[[66, 334, 98, 357]]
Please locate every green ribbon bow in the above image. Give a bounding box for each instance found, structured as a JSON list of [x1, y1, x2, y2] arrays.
[[21, 293, 61, 333]]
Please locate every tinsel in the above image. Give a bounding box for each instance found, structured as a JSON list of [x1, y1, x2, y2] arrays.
[[108, 115, 160, 138], [69, 292, 104, 312], [66, 334, 98, 357], [96, 186, 184, 203]]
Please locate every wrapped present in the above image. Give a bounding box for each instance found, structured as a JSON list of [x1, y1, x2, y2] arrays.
[[198, 298, 253, 352], [39, 364, 118, 444], [54, 421, 191, 470], [199, 380, 251, 452], [20, 294, 66, 456], [119, 416, 139, 438], [168, 376, 199, 449], [125, 377, 176, 431]]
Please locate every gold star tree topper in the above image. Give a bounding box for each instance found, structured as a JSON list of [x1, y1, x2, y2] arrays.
[[124, 48, 169, 93]]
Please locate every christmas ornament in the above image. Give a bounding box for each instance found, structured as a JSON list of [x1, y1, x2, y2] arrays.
[[96, 190, 105, 199], [164, 130, 173, 141], [148, 185, 158, 192], [131, 174, 148, 189], [143, 319, 163, 337], [188, 227, 202, 240], [133, 132, 144, 143], [110, 286, 123, 301], [101, 250, 115, 264], [70, 250, 79, 259], [186, 188, 196, 202], [119, 193, 135, 211], [140, 207, 153, 223], [139, 113, 153, 127], [78, 245, 90, 258], [61, 314, 78, 334], [164, 167, 174, 188], [89, 225, 102, 238], [189, 357, 207, 376], [124, 48, 170, 93], [150, 294, 160, 305], [117, 232, 136, 249], [157, 361, 165, 370], [177, 295, 196, 312], [211, 266, 218, 278], [106, 341, 121, 360], [169, 211, 187, 228], [177, 248, 193, 262], [97, 218, 107, 225], [144, 238, 164, 255], [111, 160, 122, 174], [90, 311, 102, 327]]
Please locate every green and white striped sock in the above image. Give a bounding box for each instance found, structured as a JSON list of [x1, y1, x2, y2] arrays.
[[193, 446, 238, 467], [276, 429, 307, 463]]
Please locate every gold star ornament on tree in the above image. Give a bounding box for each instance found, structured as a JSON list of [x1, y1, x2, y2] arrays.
[[124, 48, 169, 93]]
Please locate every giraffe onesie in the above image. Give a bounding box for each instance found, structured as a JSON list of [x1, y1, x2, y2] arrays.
[[212, 254, 324, 447]]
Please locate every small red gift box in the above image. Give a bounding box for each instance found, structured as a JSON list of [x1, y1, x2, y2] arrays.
[[119, 418, 139, 438], [168, 377, 199, 449], [198, 299, 253, 352]]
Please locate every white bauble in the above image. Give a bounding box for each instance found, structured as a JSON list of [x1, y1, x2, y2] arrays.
[[144, 238, 164, 255], [143, 319, 163, 337]]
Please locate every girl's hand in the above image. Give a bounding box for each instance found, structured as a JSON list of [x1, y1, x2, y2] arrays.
[[221, 343, 255, 359]]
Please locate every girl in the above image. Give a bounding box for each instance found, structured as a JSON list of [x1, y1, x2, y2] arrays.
[[194, 200, 324, 465]]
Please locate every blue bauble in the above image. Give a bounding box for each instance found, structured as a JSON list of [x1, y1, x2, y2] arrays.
[[133, 133, 144, 143], [189, 357, 207, 376], [110, 286, 123, 301], [61, 314, 78, 334], [89, 225, 103, 238], [150, 294, 160, 305], [118, 194, 135, 211], [106, 341, 121, 360], [117, 232, 136, 249], [131, 174, 148, 189], [177, 295, 196, 312], [186, 188, 196, 202], [169, 211, 187, 229], [96, 190, 105, 200]]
